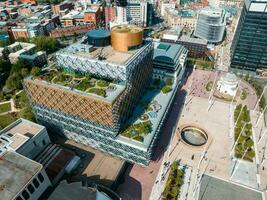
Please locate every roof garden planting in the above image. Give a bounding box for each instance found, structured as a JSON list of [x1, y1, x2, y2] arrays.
[[120, 78, 174, 144], [35, 68, 121, 99], [234, 104, 255, 162]]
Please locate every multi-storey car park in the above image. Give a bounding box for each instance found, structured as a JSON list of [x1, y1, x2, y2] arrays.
[[23, 25, 188, 166]]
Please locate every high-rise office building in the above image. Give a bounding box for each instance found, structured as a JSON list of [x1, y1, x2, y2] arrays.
[[230, 0, 267, 74], [194, 7, 226, 43]]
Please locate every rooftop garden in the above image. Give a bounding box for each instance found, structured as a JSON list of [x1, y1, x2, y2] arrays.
[[35, 68, 117, 98], [121, 79, 173, 142], [234, 104, 255, 162], [163, 161, 185, 200]]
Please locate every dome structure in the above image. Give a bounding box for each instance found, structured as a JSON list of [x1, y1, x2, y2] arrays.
[[217, 72, 238, 96]]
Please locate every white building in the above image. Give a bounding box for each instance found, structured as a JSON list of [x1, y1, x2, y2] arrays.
[[160, 2, 175, 17], [6, 42, 47, 67], [126, 1, 148, 27], [0, 151, 51, 200], [0, 119, 52, 200], [216, 72, 238, 96], [194, 7, 226, 43], [0, 118, 51, 159]]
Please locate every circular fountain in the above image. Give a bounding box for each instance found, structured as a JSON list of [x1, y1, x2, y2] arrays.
[[180, 126, 208, 146]]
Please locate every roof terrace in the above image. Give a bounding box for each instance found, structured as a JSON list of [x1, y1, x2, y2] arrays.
[[57, 40, 150, 66], [33, 68, 125, 103]]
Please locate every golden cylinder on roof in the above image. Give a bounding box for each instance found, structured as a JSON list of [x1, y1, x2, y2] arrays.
[[111, 25, 143, 52]]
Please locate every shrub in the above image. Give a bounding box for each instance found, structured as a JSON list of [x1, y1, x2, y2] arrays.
[[166, 79, 172, 86], [162, 85, 171, 94]]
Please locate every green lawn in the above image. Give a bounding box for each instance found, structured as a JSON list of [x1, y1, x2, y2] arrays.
[[0, 102, 11, 113], [0, 113, 17, 129]]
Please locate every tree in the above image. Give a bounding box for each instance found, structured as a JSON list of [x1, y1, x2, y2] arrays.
[[30, 67, 41, 77], [20, 68, 29, 78], [5, 72, 23, 91], [31, 36, 60, 54]]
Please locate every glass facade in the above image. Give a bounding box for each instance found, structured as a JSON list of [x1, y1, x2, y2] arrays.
[[231, 2, 267, 72]]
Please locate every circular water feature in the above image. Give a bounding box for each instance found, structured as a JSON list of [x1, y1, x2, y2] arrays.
[[180, 126, 208, 146]]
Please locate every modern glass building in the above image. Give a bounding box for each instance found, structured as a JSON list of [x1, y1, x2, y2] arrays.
[[230, 0, 267, 74], [194, 7, 226, 43], [23, 26, 187, 166]]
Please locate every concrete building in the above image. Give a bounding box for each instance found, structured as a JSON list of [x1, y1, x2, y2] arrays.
[[230, 0, 267, 75], [11, 23, 45, 40], [0, 118, 51, 159], [0, 119, 52, 200], [48, 180, 120, 200], [194, 7, 226, 43], [51, 1, 74, 16], [5, 42, 47, 67], [126, 0, 148, 27], [61, 6, 101, 28], [2, 118, 81, 180], [0, 151, 51, 200], [104, 6, 117, 29], [165, 9, 197, 29], [153, 42, 188, 80], [161, 30, 208, 58], [160, 2, 175, 17]]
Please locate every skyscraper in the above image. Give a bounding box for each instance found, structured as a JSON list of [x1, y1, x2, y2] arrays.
[[230, 0, 267, 74]]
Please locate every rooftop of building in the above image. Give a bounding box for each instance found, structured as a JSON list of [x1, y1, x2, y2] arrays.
[[200, 7, 224, 17], [47, 181, 114, 200], [0, 151, 42, 200], [153, 42, 187, 68], [57, 39, 150, 66], [31, 68, 126, 103], [199, 175, 263, 200], [179, 35, 208, 45], [112, 24, 143, 33], [0, 118, 45, 151]]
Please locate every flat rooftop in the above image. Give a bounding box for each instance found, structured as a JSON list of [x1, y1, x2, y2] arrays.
[[179, 35, 208, 45], [57, 138, 125, 187], [0, 151, 42, 200], [57, 40, 149, 66], [1, 118, 44, 137], [0, 119, 45, 151], [200, 7, 224, 17], [199, 175, 263, 200], [33, 68, 125, 103]]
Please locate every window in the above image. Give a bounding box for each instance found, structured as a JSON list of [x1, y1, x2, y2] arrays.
[[15, 196, 23, 200], [42, 140, 46, 146], [38, 173, 44, 183], [33, 178, 39, 188], [22, 190, 30, 200], [27, 183, 35, 194]]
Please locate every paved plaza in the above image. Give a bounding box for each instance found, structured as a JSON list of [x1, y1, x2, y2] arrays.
[[117, 68, 266, 200]]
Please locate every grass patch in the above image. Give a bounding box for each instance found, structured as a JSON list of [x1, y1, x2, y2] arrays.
[[0, 102, 11, 113], [0, 113, 17, 129], [163, 161, 184, 200]]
